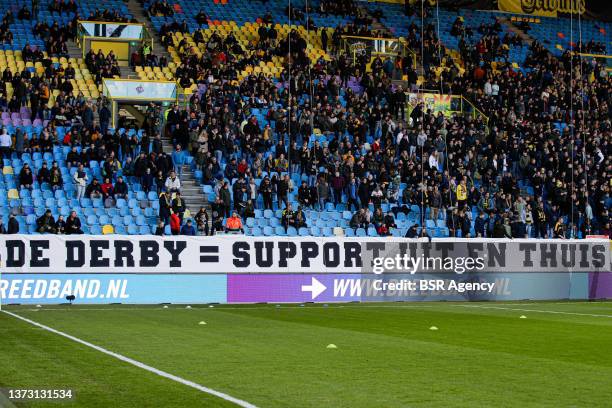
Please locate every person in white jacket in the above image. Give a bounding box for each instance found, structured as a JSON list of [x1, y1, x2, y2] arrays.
[[0, 128, 12, 159], [164, 170, 181, 193], [73, 164, 88, 199]]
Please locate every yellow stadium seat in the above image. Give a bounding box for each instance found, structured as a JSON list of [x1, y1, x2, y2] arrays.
[[7, 188, 19, 199], [3, 166, 14, 175], [102, 224, 114, 235]]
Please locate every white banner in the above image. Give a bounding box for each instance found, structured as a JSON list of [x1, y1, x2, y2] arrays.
[[81, 23, 144, 39], [102, 79, 177, 100], [0, 236, 609, 274]]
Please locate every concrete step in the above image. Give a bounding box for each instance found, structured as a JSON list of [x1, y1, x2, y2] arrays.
[[65, 40, 82, 60], [181, 188, 202, 194]]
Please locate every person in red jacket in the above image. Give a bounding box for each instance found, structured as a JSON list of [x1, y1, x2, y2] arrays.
[[169, 212, 181, 235], [225, 212, 243, 233], [100, 177, 114, 200]]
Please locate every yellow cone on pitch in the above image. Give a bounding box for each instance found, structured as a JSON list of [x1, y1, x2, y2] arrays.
[[326, 344, 338, 349], [199, 321, 207, 325], [430, 326, 439, 331], [520, 315, 527, 319]]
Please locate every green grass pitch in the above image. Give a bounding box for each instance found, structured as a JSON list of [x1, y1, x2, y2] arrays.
[[1, 302, 612, 407]]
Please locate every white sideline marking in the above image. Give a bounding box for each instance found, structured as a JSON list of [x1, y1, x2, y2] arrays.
[[455, 304, 612, 318], [15, 304, 435, 312], [1, 310, 258, 408]]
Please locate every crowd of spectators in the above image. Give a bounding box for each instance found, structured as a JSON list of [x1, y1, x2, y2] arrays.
[[148, 0, 175, 17], [0, 3, 609, 239], [0, 11, 14, 44], [85, 49, 121, 82], [150, 2, 609, 239], [49, 0, 78, 14], [84, 9, 135, 23]]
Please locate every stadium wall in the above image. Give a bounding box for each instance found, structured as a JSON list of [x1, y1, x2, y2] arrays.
[[0, 236, 610, 304]]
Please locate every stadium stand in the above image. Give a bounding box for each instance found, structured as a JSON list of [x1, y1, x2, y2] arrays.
[[0, 0, 609, 239]]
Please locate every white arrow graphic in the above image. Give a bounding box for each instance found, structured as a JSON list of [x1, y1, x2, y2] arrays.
[[301, 277, 327, 300]]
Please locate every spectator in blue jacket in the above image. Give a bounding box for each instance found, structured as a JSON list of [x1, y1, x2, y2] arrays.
[[180, 219, 196, 236], [171, 144, 186, 177]]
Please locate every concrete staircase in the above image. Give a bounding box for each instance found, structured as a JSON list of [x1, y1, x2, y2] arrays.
[[123, 0, 209, 216], [120, 65, 138, 79], [66, 39, 83, 60], [160, 137, 208, 216], [356, 5, 427, 84], [126, 0, 172, 63]]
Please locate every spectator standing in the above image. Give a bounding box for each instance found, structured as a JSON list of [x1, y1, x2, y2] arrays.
[[259, 177, 273, 210], [158, 191, 172, 224], [172, 144, 186, 177], [7, 214, 19, 234], [0, 128, 12, 158], [220, 182, 232, 218], [169, 212, 181, 235], [172, 191, 186, 222], [331, 171, 345, 205], [73, 164, 88, 199], [195, 207, 209, 236]]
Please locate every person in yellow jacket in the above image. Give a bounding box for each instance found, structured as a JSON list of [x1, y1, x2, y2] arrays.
[[456, 178, 468, 209]]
